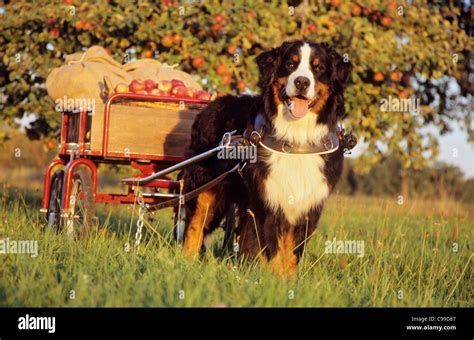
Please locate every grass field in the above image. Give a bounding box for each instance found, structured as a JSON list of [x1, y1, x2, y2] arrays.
[[0, 188, 472, 307]]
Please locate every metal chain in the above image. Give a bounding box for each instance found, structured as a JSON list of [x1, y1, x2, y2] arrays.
[[134, 192, 146, 253], [175, 179, 185, 242]]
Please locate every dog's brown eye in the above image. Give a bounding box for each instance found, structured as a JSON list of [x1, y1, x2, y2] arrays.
[[314, 63, 325, 72], [287, 62, 296, 70]]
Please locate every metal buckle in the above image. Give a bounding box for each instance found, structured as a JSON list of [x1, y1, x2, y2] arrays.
[[281, 141, 293, 153], [323, 136, 334, 151], [221, 132, 232, 147], [249, 131, 261, 146]]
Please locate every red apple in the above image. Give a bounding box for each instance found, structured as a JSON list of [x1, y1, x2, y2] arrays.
[[221, 74, 231, 85], [115, 83, 129, 93], [161, 35, 173, 48], [49, 28, 60, 38], [192, 56, 205, 68], [185, 89, 195, 98], [214, 14, 224, 24], [374, 72, 385, 82], [171, 79, 185, 88], [237, 80, 246, 92], [227, 45, 237, 55], [83, 21, 92, 30], [144, 79, 157, 90], [171, 85, 187, 97], [351, 5, 362, 16], [380, 16, 393, 27], [216, 64, 227, 76], [307, 24, 317, 33], [129, 80, 145, 93], [135, 90, 147, 95], [46, 139, 56, 149], [195, 90, 211, 100], [157, 80, 172, 93], [149, 88, 165, 96]]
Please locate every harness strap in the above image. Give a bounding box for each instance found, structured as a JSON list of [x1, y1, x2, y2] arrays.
[[260, 131, 340, 155], [145, 163, 242, 212], [246, 113, 343, 155]]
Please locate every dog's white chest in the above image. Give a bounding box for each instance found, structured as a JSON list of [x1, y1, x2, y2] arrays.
[[263, 153, 329, 225]]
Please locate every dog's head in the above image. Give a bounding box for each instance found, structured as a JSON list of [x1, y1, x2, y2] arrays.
[[256, 40, 352, 124]]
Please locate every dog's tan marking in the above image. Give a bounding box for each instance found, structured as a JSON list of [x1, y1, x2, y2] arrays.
[[268, 229, 298, 279], [183, 191, 216, 258], [312, 82, 330, 114], [273, 81, 285, 105]]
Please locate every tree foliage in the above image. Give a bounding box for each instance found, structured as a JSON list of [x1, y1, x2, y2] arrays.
[[0, 0, 472, 173], [337, 156, 474, 203]]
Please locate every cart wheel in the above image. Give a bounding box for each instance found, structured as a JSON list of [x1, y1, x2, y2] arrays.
[[47, 170, 64, 231], [64, 168, 95, 238], [173, 207, 185, 243], [222, 203, 236, 254]]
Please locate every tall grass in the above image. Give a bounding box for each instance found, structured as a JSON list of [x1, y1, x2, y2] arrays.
[[0, 190, 472, 307]]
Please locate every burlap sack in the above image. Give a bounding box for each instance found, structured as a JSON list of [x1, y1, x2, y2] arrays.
[[156, 63, 202, 91], [47, 45, 202, 108], [46, 46, 133, 105], [122, 58, 162, 80]]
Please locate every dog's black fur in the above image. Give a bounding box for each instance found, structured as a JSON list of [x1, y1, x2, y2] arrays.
[[181, 40, 352, 276]]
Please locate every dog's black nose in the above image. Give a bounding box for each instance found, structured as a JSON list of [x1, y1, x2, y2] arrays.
[[294, 76, 310, 92]]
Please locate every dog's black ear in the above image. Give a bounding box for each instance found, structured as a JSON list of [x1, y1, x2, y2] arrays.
[[256, 47, 280, 90], [323, 44, 352, 93]]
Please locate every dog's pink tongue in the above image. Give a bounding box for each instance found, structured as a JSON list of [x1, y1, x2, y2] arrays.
[[290, 97, 309, 118]]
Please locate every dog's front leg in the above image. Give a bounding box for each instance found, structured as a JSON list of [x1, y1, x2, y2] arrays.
[[266, 222, 298, 279], [183, 190, 217, 259], [239, 211, 298, 279]]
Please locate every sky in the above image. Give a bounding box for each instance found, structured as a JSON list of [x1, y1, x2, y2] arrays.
[[349, 120, 474, 179], [434, 123, 474, 178]]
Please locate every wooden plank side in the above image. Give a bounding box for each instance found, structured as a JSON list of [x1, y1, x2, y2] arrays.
[[89, 102, 199, 157], [89, 102, 105, 152]]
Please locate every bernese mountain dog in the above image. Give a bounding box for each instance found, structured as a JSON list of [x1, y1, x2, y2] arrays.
[[181, 40, 352, 278]]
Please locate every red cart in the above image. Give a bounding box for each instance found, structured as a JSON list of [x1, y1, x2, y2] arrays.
[[41, 92, 228, 242]]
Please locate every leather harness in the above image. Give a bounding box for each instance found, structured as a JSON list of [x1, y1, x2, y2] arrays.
[[245, 113, 342, 156], [145, 114, 357, 211]]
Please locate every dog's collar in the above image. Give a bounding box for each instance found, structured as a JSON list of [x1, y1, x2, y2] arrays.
[[246, 113, 340, 156]]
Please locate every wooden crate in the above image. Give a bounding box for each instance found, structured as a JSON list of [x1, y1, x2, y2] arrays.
[[89, 101, 202, 159]]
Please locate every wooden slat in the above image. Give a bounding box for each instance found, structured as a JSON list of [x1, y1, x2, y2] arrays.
[[89, 102, 200, 158]]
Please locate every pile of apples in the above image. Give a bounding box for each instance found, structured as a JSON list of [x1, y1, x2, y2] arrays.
[[114, 79, 211, 100]]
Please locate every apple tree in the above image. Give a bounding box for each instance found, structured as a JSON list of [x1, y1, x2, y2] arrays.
[[0, 0, 471, 188]]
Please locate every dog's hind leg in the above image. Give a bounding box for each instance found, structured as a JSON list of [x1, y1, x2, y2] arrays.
[[183, 190, 217, 259]]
